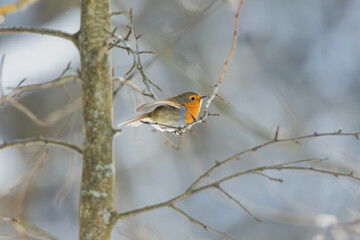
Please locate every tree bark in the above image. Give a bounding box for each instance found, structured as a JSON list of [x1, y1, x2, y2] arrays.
[[77, 0, 114, 239]]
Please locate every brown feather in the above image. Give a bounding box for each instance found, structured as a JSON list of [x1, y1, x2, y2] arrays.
[[117, 113, 151, 127]]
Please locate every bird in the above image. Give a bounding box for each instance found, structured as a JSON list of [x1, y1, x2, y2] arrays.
[[118, 92, 207, 132]]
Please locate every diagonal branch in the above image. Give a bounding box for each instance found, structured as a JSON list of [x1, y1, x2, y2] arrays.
[[169, 204, 236, 240], [0, 27, 76, 43], [8, 99, 48, 127], [113, 77, 142, 94], [215, 185, 262, 223], [170, 0, 244, 136], [252, 172, 283, 182], [0, 136, 83, 154]]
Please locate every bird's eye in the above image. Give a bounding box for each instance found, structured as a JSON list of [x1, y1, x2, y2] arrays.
[[190, 96, 195, 101]]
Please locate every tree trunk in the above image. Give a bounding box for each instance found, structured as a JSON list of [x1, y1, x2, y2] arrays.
[[77, 0, 114, 239]]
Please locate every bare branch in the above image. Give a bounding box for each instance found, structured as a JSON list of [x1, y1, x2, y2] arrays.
[[214, 0, 243, 88], [130, 8, 163, 97], [0, 136, 83, 154], [252, 172, 283, 183], [8, 99, 48, 127], [108, 9, 162, 100], [112, 162, 359, 223], [0, 74, 79, 127], [0, 74, 80, 107], [113, 77, 143, 94], [205, 159, 360, 187], [106, 30, 152, 97], [0, 27, 76, 42], [215, 185, 262, 223], [274, 157, 328, 167], [169, 204, 237, 240], [112, 131, 360, 224], [188, 130, 360, 190], [169, 0, 244, 135]]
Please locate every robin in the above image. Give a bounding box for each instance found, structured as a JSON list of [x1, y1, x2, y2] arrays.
[[118, 92, 207, 132]]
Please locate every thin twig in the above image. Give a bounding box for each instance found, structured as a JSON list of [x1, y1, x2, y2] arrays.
[[274, 126, 280, 141], [252, 172, 283, 182], [129, 8, 162, 99], [205, 159, 360, 187], [170, 0, 244, 135], [169, 204, 236, 240], [106, 29, 157, 98], [58, 62, 72, 100], [107, 10, 162, 99], [0, 27, 76, 43], [113, 77, 143, 94], [274, 157, 328, 167], [8, 99, 48, 127], [0, 136, 83, 154], [215, 185, 262, 222]]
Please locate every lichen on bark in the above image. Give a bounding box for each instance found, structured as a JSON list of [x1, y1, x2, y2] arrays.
[[77, 0, 115, 239]]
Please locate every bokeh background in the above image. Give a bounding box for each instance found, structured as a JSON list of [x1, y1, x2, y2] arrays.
[[1, 0, 360, 239]]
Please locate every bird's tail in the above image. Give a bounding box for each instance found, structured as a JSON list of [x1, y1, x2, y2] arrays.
[[117, 113, 151, 127]]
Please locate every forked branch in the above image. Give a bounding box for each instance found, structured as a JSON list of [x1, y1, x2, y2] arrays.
[[112, 130, 360, 239]]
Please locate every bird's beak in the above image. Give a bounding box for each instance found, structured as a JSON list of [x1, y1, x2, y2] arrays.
[[200, 95, 207, 100]]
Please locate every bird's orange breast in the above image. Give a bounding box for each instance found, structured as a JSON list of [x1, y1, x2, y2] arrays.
[[184, 101, 202, 123]]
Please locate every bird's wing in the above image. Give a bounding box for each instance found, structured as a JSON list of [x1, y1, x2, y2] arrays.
[[135, 100, 182, 113]]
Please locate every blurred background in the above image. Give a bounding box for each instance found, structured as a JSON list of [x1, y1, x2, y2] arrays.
[[1, 0, 360, 239]]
